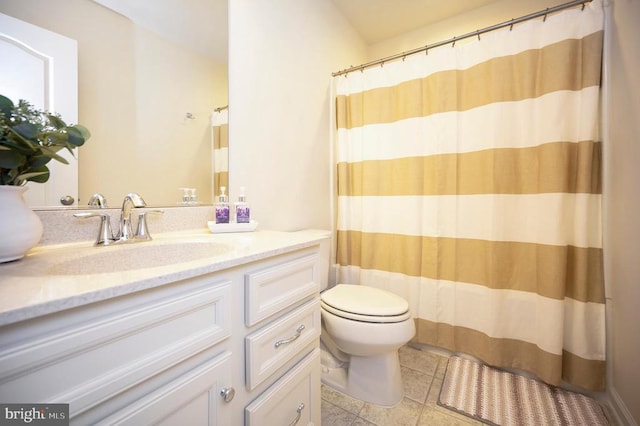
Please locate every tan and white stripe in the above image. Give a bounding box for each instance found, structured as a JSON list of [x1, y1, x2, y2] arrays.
[[334, 0, 605, 391], [212, 109, 229, 193], [336, 88, 601, 164], [337, 194, 602, 248]]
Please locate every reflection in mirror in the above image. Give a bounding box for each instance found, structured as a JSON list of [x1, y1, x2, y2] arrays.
[[212, 106, 229, 200], [0, 0, 228, 208], [0, 11, 80, 208]]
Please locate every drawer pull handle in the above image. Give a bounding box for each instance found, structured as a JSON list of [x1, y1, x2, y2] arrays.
[[288, 402, 305, 426], [274, 324, 305, 348]]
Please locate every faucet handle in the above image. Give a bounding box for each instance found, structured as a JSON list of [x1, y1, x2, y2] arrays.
[[74, 212, 117, 246], [135, 209, 164, 241]]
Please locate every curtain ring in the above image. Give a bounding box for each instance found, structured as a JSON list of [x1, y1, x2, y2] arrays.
[[402, 55, 406, 62], [425, 46, 429, 55], [581, 2, 586, 11], [509, 20, 514, 31], [477, 30, 481, 41], [543, 8, 549, 22], [452, 36, 456, 47]]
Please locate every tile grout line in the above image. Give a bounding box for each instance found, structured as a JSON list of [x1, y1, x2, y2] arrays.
[[321, 346, 450, 426]]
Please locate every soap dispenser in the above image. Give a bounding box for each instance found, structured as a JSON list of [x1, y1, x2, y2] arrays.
[[215, 186, 230, 224], [234, 186, 251, 223], [179, 187, 197, 205]]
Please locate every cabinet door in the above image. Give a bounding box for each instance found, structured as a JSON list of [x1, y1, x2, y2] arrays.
[[245, 349, 321, 426], [0, 278, 232, 417], [97, 351, 233, 426]]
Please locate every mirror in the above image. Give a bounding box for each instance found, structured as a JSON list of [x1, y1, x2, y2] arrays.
[[211, 105, 228, 200], [0, 0, 228, 208]]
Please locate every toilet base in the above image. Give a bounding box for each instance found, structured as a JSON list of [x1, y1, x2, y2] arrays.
[[320, 347, 404, 407]]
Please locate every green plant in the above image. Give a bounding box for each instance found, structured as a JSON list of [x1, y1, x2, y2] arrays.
[[0, 94, 90, 186]]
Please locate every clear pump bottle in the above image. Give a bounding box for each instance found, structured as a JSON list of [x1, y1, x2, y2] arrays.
[[234, 186, 251, 223], [215, 186, 230, 224]]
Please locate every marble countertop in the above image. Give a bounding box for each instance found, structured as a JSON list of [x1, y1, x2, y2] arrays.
[[0, 229, 329, 327]]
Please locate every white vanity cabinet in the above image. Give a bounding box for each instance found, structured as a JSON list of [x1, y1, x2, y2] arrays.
[[0, 273, 235, 425], [0, 231, 327, 425], [243, 248, 323, 425]]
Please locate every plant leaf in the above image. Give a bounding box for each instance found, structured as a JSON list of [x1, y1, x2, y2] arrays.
[[12, 122, 39, 139], [6, 127, 39, 151], [41, 132, 68, 148], [46, 113, 67, 129], [0, 138, 36, 155], [27, 154, 52, 169], [73, 124, 90, 141], [18, 167, 50, 183], [67, 126, 87, 147], [0, 149, 25, 169], [0, 94, 13, 118], [3, 167, 21, 185], [38, 145, 69, 164], [0, 93, 91, 186], [41, 133, 69, 152]]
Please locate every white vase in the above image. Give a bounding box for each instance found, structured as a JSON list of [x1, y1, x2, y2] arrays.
[[0, 186, 43, 263]]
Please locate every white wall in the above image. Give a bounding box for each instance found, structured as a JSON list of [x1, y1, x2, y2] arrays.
[[367, 0, 567, 60], [604, 0, 640, 423], [228, 0, 366, 231]]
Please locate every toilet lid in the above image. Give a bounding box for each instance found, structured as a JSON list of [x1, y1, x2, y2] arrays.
[[321, 284, 409, 317]]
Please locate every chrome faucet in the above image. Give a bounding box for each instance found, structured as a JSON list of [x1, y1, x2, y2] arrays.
[[87, 193, 108, 208], [117, 192, 147, 241], [75, 192, 162, 246]]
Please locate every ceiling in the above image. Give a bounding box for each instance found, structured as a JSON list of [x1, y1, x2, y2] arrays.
[[332, 0, 505, 44], [91, 0, 228, 62], [90, 0, 507, 62]]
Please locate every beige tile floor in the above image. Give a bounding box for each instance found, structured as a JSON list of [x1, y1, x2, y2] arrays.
[[321, 345, 618, 426], [320, 345, 483, 426]]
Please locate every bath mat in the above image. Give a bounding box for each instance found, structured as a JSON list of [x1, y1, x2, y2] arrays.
[[438, 356, 609, 426]]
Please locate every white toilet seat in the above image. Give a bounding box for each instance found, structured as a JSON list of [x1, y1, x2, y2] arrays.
[[321, 284, 411, 323], [321, 301, 412, 322]]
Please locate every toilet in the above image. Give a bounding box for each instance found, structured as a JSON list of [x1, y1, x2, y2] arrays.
[[320, 283, 416, 407]]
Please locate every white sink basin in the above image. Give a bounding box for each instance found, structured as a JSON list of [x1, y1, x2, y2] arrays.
[[47, 241, 233, 275]]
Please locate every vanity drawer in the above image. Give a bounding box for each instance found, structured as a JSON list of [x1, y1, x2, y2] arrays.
[[245, 249, 320, 326], [245, 298, 320, 390], [0, 276, 232, 418], [245, 348, 321, 426]]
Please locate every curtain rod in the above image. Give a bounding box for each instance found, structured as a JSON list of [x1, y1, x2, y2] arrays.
[[332, 0, 592, 77], [214, 105, 228, 112]]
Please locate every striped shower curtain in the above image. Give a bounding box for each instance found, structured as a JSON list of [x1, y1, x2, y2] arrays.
[[212, 108, 229, 197], [334, 1, 604, 391]]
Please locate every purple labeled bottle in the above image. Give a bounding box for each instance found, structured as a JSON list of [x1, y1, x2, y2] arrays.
[[235, 186, 251, 223], [215, 186, 230, 224]]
